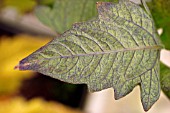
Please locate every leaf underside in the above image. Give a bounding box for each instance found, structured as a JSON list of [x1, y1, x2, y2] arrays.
[[18, 0, 162, 111]]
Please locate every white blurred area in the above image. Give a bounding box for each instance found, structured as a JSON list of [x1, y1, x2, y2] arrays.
[[85, 88, 170, 113], [0, 6, 57, 37]]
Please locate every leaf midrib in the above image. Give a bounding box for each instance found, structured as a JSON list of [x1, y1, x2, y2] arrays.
[[41, 45, 161, 59]]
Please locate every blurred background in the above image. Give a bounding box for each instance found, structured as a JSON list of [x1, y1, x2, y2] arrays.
[[0, 0, 170, 113]]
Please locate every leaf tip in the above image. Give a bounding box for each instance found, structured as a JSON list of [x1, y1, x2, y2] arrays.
[[143, 104, 151, 112], [14, 64, 19, 70], [141, 94, 160, 111], [14, 61, 32, 71], [114, 90, 122, 100]]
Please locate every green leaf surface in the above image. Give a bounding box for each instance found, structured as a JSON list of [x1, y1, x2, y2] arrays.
[[160, 63, 170, 98], [148, 0, 170, 49], [18, 0, 162, 111], [35, 0, 118, 33]]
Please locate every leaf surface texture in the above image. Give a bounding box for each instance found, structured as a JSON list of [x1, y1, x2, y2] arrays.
[[18, 0, 162, 111]]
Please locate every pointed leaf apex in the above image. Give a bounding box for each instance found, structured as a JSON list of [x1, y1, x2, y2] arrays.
[[15, 62, 33, 71], [142, 103, 152, 112], [14, 64, 19, 70]]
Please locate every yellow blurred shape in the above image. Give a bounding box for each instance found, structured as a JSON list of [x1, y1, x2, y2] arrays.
[[2, 0, 36, 13], [0, 34, 51, 95], [0, 97, 82, 113]]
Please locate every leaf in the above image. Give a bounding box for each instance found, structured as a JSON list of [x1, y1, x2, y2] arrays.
[[35, 0, 118, 33], [18, 0, 163, 111], [148, 0, 170, 49], [160, 62, 170, 98]]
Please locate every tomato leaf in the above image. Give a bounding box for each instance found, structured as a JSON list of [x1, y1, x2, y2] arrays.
[[18, 0, 163, 111]]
